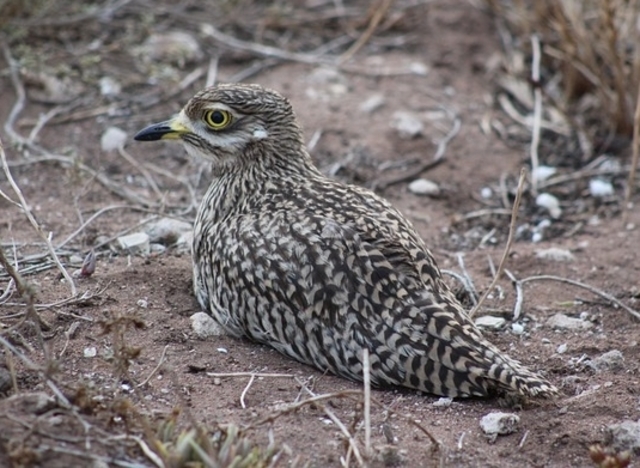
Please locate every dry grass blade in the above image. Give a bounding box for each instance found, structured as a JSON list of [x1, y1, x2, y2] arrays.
[[339, 0, 395, 64], [520, 275, 640, 320], [468, 168, 526, 319], [623, 79, 640, 221], [0, 144, 76, 299], [529, 34, 542, 195]]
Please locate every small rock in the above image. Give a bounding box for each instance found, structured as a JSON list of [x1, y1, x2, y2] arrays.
[[532, 165, 557, 182], [408, 178, 440, 196], [0, 367, 12, 393], [474, 316, 506, 329], [589, 179, 614, 198], [536, 193, 562, 219], [176, 230, 194, 254], [511, 323, 525, 335], [99, 76, 122, 97], [137, 298, 148, 309], [480, 412, 520, 443], [84, 347, 97, 358], [391, 111, 424, 138], [150, 243, 167, 254], [137, 31, 203, 67], [116, 232, 150, 256], [535, 247, 574, 262], [556, 343, 568, 354], [546, 313, 593, 331], [145, 218, 193, 245], [432, 397, 453, 407], [592, 350, 624, 372], [605, 419, 640, 455], [359, 94, 385, 113], [100, 127, 127, 152], [217, 347, 228, 354], [409, 62, 430, 76], [480, 187, 493, 199], [190, 312, 224, 338]]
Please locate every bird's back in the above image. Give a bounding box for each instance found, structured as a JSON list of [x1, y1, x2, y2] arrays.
[[193, 173, 555, 398]]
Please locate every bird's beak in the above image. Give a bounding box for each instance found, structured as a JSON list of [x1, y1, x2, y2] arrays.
[[134, 117, 189, 141]]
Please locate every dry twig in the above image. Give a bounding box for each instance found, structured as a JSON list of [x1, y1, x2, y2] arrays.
[[468, 168, 526, 319]]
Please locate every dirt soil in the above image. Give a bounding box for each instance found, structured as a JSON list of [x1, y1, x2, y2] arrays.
[[1, 1, 639, 467]]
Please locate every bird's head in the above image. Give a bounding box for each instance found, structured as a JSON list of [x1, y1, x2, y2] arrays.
[[134, 84, 307, 170]]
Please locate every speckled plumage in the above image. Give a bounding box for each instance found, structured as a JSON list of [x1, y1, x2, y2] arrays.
[[135, 83, 556, 398]]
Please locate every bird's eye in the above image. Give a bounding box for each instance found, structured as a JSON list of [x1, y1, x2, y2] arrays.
[[204, 109, 232, 130]]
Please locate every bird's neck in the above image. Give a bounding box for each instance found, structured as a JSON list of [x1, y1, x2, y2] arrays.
[[195, 148, 323, 227]]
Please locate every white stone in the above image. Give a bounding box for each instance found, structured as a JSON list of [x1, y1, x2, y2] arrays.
[[409, 62, 429, 75], [592, 350, 624, 372], [83, 347, 97, 358], [432, 397, 453, 407], [480, 412, 520, 442], [536, 193, 562, 219], [116, 232, 150, 255], [100, 127, 127, 152], [138, 31, 203, 66], [145, 218, 193, 245], [532, 165, 557, 182], [556, 343, 568, 354], [546, 313, 593, 330], [391, 111, 424, 138], [605, 419, 640, 454], [408, 178, 440, 196], [511, 323, 525, 335], [190, 312, 224, 338], [589, 179, 614, 198], [474, 316, 506, 329], [535, 247, 574, 262], [480, 187, 493, 199], [359, 94, 385, 113], [99, 76, 121, 97]]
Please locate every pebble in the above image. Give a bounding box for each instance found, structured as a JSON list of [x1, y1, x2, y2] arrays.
[[145, 218, 193, 245], [535, 193, 562, 219], [176, 230, 194, 253], [137, 31, 203, 67], [359, 94, 385, 113], [84, 347, 97, 358], [99, 76, 122, 97], [100, 127, 127, 152], [0, 367, 12, 393], [591, 349, 624, 372], [532, 165, 557, 182], [474, 315, 506, 329], [556, 343, 568, 354], [432, 397, 453, 407], [546, 313, 593, 331], [511, 323, 525, 335], [480, 412, 520, 443], [480, 187, 493, 199], [408, 178, 440, 197], [605, 419, 640, 455], [589, 179, 614, 198], [190, 312, 224, 338], [116, 232, 150, 256], [535, 247, 574, 262], [391, 111, 424, 138]]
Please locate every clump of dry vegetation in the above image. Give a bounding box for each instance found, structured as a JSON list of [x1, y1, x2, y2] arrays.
[[485, 0, 640, 149]]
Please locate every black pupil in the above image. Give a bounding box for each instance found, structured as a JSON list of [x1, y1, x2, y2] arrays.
[[210, 111, 225, 124]]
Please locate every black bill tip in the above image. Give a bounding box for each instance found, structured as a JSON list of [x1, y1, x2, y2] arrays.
[[133, 123, 176, 141]]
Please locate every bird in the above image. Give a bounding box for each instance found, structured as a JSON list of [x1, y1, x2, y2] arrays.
[[134, 83, 556, 398]]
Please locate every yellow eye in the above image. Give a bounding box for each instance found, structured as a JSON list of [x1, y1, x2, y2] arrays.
[[204, 109, 232, 129]]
